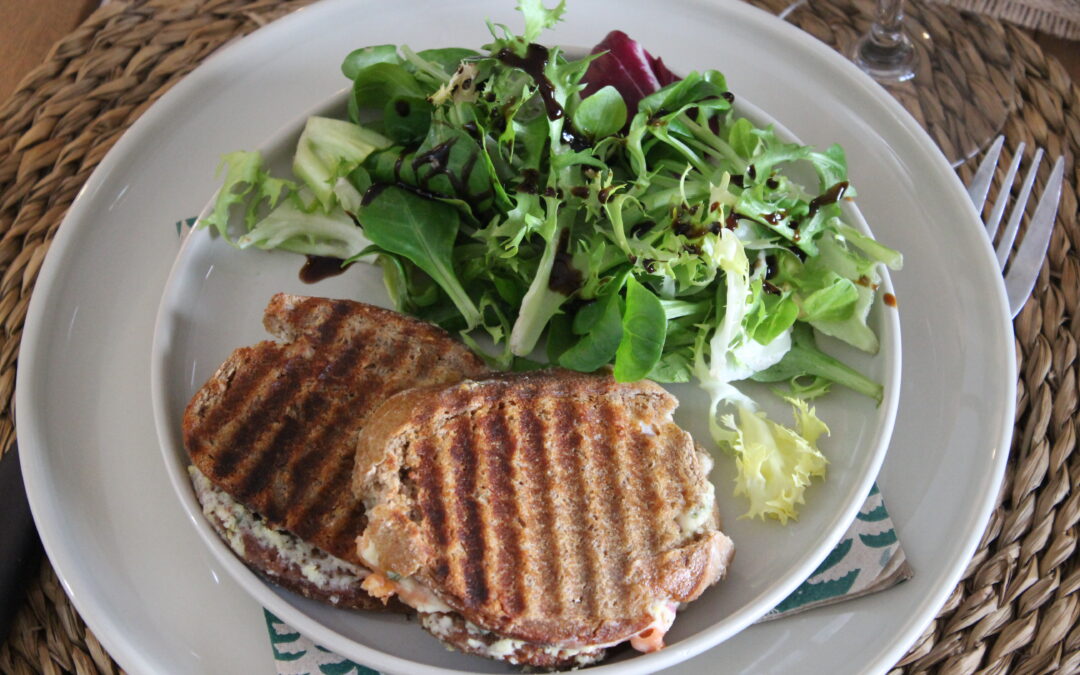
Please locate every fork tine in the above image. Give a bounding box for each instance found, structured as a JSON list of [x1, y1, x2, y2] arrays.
[[967, 135, 1004, 212], [986, 142, 1025, 240], [996, 148, 1044, 270], [1006, 155, 1065, 317]]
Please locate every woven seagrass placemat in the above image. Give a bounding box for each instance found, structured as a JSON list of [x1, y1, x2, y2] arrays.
[[0, 0, 1076, 673]]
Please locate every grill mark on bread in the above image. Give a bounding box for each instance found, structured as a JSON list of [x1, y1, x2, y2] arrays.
[[660, 423, 696, 523], [197, 298, 348, 479], [641, 425, 676, 550], [447, 412, 489, 609], [236, 415, 303, 523], [626, 412, 663, 553], [238, 322, 373, 543], [289, 334, 437, 546], [212, 350, 334, 481], [553, 396, 599, 621], [514, 402, 563, 618], [474, 403, 526, 618], [594, 396, 632, 613], [232, 349, 345, 514], [566, 395, 618, 627], [292, 435, 358, 550], [186, 346, 279, 477], [415, 436, 451, 550]]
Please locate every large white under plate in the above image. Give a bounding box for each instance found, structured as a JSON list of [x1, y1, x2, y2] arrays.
[[15, 0, 1014, 674]]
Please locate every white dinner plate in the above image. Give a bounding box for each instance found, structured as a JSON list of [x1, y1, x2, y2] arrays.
[[15, 1, 1015, 674], [148, 88, 899, 674]]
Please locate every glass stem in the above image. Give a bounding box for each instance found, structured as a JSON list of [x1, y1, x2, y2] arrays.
[[851, 0, 917, 82], [871, 0, 907, 49]]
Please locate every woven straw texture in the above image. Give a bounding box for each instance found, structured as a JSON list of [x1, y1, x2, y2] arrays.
[[0, 0, 1076, 673], [932, 0, 1080, 41]]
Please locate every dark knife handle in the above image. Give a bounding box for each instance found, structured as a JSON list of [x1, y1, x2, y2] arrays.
[[0, 445, 43, 644]]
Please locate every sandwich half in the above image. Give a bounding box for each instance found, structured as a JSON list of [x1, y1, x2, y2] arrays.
[[182, 293, 490, 609], [353, 368, 734, 667]]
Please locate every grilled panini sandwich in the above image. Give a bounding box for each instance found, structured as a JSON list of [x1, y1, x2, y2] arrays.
[[353, 369, 734, 667], [182, 293, 490, 609]]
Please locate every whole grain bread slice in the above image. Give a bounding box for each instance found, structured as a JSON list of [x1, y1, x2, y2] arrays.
[[182, 293, 490, 609], [353, 368, 734, 657]]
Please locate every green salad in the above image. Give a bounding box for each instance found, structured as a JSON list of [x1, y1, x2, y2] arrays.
[[201, 0, 902, 524]]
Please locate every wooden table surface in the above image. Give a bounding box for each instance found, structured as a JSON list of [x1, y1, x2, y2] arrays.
[[1, 1, 1077, 108]]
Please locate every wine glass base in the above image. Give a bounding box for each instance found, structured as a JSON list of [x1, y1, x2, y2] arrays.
[[782, 0, 1017, 166], [850, 32, 916, 82]]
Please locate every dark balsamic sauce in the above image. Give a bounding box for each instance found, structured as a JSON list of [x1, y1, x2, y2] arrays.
[[300, 255, 350, 283], [496, 43, 591, 151], [361, 183, 391, 206], [516, 168, 541, 194], [548, 229, 583, 295], [764, 254, 779, 278], [629, 220, 656, 237], [808, 181, 850, 217]]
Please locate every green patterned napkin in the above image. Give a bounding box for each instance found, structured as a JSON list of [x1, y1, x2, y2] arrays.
[[264, 485, 911, 673]]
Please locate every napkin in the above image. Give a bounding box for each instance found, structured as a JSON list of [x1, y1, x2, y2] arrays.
[[264, 484, 911, 674]]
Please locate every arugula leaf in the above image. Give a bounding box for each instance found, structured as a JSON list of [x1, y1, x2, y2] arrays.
[[614, 277, 666, 381], [357, 185, 481, 328], [558, 271, 629, 371]]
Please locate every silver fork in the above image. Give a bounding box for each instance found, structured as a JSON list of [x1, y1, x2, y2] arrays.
[[966, 135, 1066, 318]]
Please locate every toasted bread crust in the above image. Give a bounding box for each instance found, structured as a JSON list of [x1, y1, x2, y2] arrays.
[[355, 369, 733, 649], [183, 294, 489, 571]]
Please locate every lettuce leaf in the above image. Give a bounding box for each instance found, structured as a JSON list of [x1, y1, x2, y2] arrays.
[[724, 398, 828, 523]]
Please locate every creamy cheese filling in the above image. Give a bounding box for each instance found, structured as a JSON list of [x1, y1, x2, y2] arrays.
[[676, 450, 717, 538], [420, 612, 607, 667], [189, 466, 369, 593], [418, 597, 679, 664]]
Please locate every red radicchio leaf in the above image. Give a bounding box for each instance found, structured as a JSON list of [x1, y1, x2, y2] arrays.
[[581, 30, 679, 119]]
